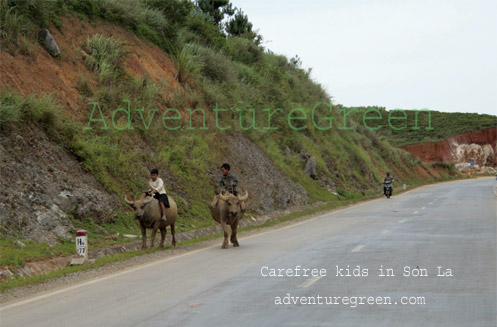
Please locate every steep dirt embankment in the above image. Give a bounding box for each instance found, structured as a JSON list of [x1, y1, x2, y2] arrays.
[[0, 16, 179, 243], [402, 128, 497, 169], [0, 15, 308, 243], [0, 16, 180, 121]]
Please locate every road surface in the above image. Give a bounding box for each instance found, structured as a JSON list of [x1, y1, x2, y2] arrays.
[[1, 178, 496, 327]]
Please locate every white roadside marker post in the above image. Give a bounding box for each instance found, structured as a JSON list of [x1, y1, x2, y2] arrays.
[[70, 230, 88, 265]]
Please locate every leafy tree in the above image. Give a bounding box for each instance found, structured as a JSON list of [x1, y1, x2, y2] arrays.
[[185, 8, 226, 48], [226, 8, 261, 44], [290, 55, 303, 68], [226, 9, 251, 35], [143, 0, 194, 27], [196, 0, 234, 26]]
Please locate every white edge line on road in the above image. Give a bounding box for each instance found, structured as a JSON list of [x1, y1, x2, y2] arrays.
[[298, 276, 324, 288], [421, 207, 426, 210], [352, 244, 364, 252], [399, 219, 408, 223], [381, 230, 390, 234], [413, 211, 419, 214]]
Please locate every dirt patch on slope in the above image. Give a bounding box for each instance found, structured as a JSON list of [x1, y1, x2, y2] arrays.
[[0, 15, 180, 121]]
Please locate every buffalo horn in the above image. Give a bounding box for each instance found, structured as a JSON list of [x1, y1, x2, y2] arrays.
[[237, 191, 248, 201]]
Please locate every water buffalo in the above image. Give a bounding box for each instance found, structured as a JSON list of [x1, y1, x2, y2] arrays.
[[208, 191, 248, 248], [124, 194, 177, 250]]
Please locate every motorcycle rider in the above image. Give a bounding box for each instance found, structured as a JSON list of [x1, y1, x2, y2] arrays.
[[383, 171, 394, 196]]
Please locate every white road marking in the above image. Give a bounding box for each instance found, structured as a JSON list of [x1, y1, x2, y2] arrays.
[[428, 202, 433, 205], [421, 207, 426, 210], [381, 230, 390, 234], [413, 211, 419, 214], [399, 219, 408, 223], [298, 276, 324, 288], [352, 244, 364, 252]]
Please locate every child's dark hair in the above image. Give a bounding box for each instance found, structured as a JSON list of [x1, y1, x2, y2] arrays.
[[150, 168, 159, 175], [221, 163, 230, 170]]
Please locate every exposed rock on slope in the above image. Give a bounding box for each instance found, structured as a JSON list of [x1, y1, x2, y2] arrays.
[[0, 126, 120, 244], [223, 134, 308, 213], [402, 127, 497, 171]]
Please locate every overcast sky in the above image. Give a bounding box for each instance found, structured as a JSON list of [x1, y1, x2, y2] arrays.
[[231, 0, 497, 115]]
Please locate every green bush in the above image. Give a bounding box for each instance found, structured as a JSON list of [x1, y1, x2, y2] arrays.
[[232, 62, 259, 85], [337, 189, 356, 199], [429, 162, 459, 175], [184, 8, 225, 48], [185, 43, 235, 82], [224, 36, 262, 65]]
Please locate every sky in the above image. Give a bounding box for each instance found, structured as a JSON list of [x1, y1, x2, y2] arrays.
[[231, 0, 497, 115]]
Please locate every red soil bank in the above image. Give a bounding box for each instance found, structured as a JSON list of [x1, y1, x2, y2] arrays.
[[402, 128, 497, 167]]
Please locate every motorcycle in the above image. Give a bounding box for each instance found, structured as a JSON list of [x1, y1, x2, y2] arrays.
[[384, 182, 392, 198]]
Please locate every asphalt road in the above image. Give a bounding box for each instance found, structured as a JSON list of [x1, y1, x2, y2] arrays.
[[1, 178, 496, 327]]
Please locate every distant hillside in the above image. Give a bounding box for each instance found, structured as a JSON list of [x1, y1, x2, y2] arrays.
[[346, 106, 496, 146]]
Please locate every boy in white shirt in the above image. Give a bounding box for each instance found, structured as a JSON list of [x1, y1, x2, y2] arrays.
[[140, 168, 169, 222]]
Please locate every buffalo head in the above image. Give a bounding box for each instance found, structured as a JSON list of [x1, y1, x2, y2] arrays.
[[124, 195, 154, 219], [219, 191, 248, 217]]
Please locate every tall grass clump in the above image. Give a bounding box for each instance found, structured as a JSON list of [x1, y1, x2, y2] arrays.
[[0, 96, 22, 128], [190, 43, 235, 82], [83, 34, 127, 84], [0, 89, 60, 130], [94, 0, 173, 47], [128, 76, 163, 110], [0, 0, 29, 51], [174, 43, 203, 85]]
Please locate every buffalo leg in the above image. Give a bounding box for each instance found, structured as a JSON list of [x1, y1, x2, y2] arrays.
[[159, 227, 166, 247], [140, 224, 147, 250], [150, 222, 160, 248], [170, 223, 176, 247], [230, 223, 239, 247], [220, 221, 229, 249]]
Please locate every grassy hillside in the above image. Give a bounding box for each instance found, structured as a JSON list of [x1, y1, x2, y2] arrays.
[[346, 106, 496, 146], [0, 0, 458, 256]]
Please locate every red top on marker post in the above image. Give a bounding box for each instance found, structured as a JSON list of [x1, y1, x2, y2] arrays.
[[76, 230, 87, 237]]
